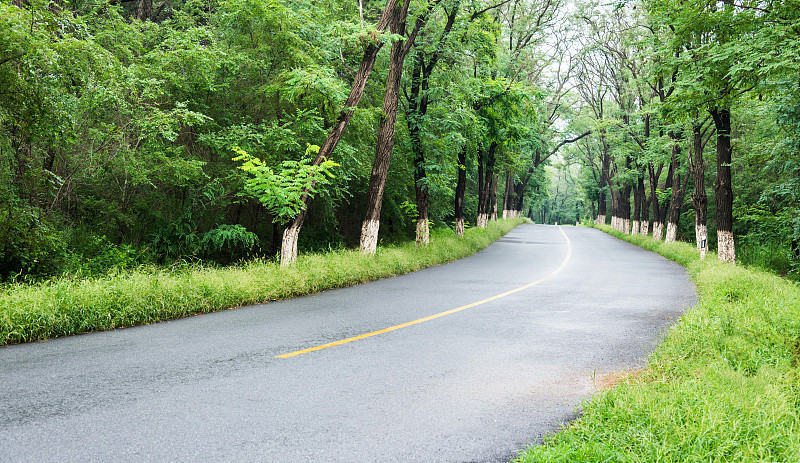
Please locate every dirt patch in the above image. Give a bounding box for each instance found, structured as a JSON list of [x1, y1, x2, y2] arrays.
[[593, 369, 647, 391]]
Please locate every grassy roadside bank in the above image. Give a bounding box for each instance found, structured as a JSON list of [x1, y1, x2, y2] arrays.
[[517, 224, 800, 462], [0, 219, 525, 346]]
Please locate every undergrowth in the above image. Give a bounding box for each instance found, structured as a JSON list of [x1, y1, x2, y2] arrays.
[[0, 219, 525, 346], [516, 224, 800, 462]]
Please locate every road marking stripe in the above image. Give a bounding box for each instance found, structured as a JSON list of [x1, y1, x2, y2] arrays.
[[275, 226, 573, 359]]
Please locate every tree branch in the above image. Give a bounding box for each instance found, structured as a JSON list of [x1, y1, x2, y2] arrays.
[[548, 130, 592, 157], [470, 0, 513, 21]]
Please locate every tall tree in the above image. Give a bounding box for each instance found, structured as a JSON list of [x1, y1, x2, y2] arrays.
[[360, 0, 442, 254], [689, 114, 713, 248], [280, 0, 401, 263], [645, 0, 759, 262], [405, 0, 460, 244]]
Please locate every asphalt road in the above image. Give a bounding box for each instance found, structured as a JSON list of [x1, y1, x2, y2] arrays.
[[0, 224, 696, 462]]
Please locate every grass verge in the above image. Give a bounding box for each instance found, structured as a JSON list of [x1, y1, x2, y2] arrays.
[[0, 219, 526, 346], [516, 224, 800, 462]]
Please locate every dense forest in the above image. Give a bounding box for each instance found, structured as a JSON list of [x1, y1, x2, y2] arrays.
[[1, 0, 798, 281]]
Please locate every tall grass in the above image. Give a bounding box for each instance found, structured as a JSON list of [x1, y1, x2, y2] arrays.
[[0, 219, 525, 346], [516, 225, 800, 462], [736, 240, 795, 279]]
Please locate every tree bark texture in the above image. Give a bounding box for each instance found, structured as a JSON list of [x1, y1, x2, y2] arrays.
[[502, 172, 513, 219], [649, 161, 669, 241], [476, 142, 496, 228], [595, 135, 610, 225], [665, 135, 688, 243], [360, 0, 413, 254], [414, 148, 430, 246], [691, 120, 708, 249], [136, 0, 152, 21], [610, 188, 619, 231], [711, 106, 735, 263], [490, 174, 498, 222], [454, 146, 466, 236], [620, 156, 633, 234], [632, 170, 643, 235], [638, 175, 649, 235], [408, 55, 429, 245]]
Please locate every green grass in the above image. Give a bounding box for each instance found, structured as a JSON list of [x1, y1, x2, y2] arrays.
[[516, 224, 800, 462], [736, 240, 795, 280], [0, 219, 526, 346]]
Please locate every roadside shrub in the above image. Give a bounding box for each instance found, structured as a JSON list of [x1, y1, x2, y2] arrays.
[[0, 205, 67, 281]]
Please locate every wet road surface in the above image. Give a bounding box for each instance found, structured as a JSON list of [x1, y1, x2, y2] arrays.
[[0, 224, 696, 462]]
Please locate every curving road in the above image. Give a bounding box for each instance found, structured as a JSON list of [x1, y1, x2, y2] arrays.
[[0, 224, 696, 462]]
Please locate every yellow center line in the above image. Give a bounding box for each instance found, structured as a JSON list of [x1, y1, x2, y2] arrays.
[[275, 226, 573, 359]]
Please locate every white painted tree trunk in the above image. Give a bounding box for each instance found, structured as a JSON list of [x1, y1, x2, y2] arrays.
[[696, 223, 708, 249], [455, 217, 464, 237], [416, 218, 429, 245], [477, 213, 489, 228], [280, 222, 301, 267], [665, 222, 678, 243], [718, 230, 736, 263], [640, 221, 649, 236], [652, 222, 664, 241], [359, 218, 380, 254], [623, 218, 630, 234], [595, 214, 606, 225], [631, 220, 640, 235]]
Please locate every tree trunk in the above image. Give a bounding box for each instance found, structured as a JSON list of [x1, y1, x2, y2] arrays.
[[665, 134, 687, 243], [691, 120, 708, 249], [639, 114, 652, 236], [408, 52, 429, 245], [711, 106, 735, 263], [281, 217, 302, 265], [490, 174, 498, 222], [513, 180, 526, 217], [502, 172, 513, 219], [638, 175, 650, 235], [454, 147, 466, 236], [360, 0, 413, 254], [609, 187, 619, 231], [649, 161, 669, 241], [595, 136, 610, 225], [476, 142, 496, 228], [136, 0, 152, 21], [632, 170, 642, 235], [279, 0, 397, 265], [620, 157, 633, 234], [414, 157, 430, 245], [406, 4, 458, 245]]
